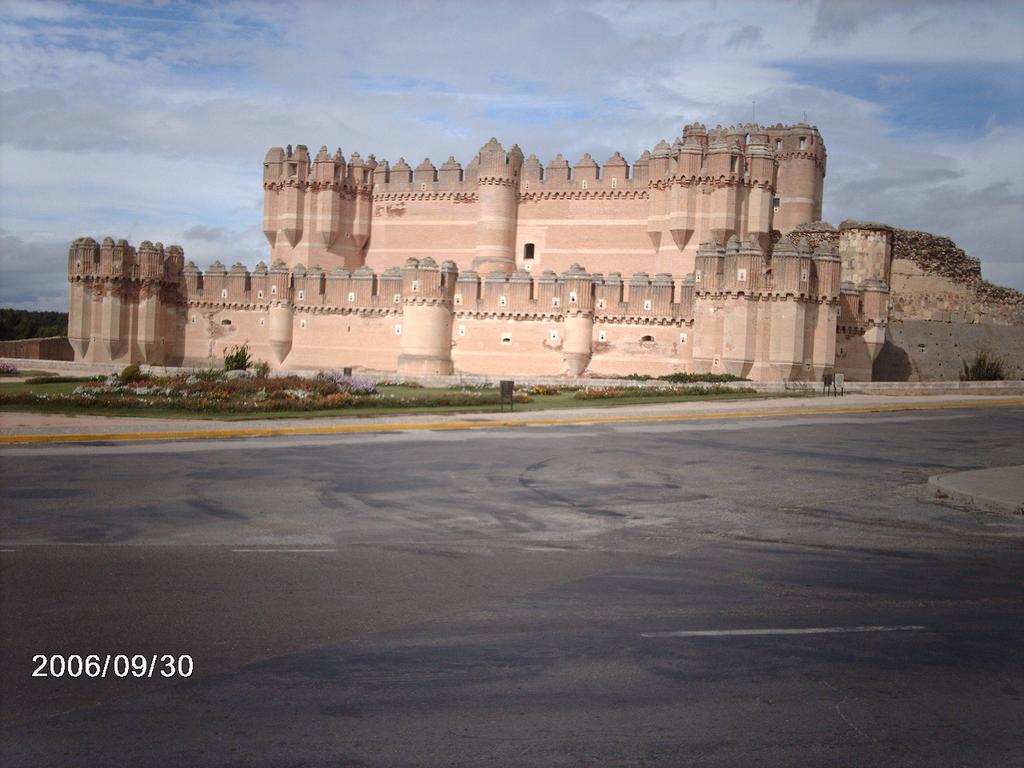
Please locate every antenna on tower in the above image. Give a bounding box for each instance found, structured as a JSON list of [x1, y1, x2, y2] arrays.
[[802, 111, 808, 123], [752, 99, 756, 123]]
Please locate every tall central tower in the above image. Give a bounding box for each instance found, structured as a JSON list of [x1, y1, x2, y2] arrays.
[[471, 138, 523, 274]]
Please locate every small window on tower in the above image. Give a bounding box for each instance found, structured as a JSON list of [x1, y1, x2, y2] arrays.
[[499, 295, 508, 306], [695, 270, 702, 283], [611, 177, 618, 189], [552, 296, 560, 308], [597, 298, 606, 309], [775, 139, 782, 151], [393, 293, 401, 304], [259, 318, 265, 327], [641, 334, 654, 343], [411, 280, 419, 292], [458, 325, 466, 337], [644, 299, 652, 311], [598, 330, 607, 342], [221, 289, 228, 298], [523, 243, 535, 261], [581, 180, 588, 190], [737, 268, 748, 282], [569, 291, 578, 304], [799, 137, 807, 150], [549, 329, 558, 341], [288, 163, 298, 176], [297, 289, 305, 301], [271, 285, 278, 295], [348, 291, 356, 302], [730, 156, 738, 173], [257, 289, 264, 299], [773, 197, 781, 209], [454, 293, 463, 305], [501, 333, 512, 345]]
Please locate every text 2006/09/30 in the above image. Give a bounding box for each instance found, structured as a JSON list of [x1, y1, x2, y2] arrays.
[[32, 654, 194, 679]]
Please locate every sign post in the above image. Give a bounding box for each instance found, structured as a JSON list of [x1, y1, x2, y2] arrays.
[[500, 380, 514, 412]]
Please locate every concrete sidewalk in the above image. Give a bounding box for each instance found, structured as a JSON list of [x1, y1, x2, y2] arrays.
[[2, 393, 1023, 445], [929, 466, 1024, 515]]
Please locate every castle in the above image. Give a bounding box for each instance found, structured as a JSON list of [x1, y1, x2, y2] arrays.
[[65, 121, 1023, 381]]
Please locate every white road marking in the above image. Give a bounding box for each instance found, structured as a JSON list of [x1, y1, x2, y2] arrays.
[[0, 549, 20, 553], [641, 625, 926, 638], [230, 548, 337, 553]]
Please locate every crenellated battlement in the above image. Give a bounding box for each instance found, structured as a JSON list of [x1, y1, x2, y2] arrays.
[[68, 236, 184, 283], [264, 121, 824, 198]]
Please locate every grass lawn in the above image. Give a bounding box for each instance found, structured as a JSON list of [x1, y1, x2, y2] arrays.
[[0, 380, 800, 421]]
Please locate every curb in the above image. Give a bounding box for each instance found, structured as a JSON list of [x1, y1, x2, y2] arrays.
[[3, 398, 1024, 446], [928, 472, 1024, 515]]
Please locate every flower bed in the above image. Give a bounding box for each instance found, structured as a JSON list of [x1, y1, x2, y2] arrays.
[[0, 369, 534, 414], [574, 384, 754, 400]]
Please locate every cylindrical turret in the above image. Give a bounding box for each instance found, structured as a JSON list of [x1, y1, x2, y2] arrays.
[[267, 259, 293, 365], [263, 147, 284, 247], [560, 265, 594, 375], [773, 124, 825, 232], [812, 242, 841, 300], [314, 146, 341, 248], [279, 144, 309, 248], [398, 258, 455, 375], [472, 138, 519, 274]]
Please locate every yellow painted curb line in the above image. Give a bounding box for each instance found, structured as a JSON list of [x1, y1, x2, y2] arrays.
[[2, 398, 1023, 445]]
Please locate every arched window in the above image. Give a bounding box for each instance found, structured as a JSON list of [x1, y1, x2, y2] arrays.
[[640, 334, 654, 343]]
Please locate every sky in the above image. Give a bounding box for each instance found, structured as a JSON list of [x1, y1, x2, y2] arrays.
[[1, 0, 1023, 310]]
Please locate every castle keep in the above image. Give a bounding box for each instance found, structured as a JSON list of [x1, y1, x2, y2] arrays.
[[67, 121, 1019, 381]]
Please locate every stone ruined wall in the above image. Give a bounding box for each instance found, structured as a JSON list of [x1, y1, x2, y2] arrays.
[[888, 228, 1024, 325], [782, 221, 838, 252], [781, 222, 1024, 326]]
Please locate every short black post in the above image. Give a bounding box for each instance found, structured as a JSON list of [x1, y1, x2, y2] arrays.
[[500, 380, 514, 412]]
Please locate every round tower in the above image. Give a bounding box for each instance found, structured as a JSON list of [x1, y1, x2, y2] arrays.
[[559, 264, 595, 375], [263, 147, 284, 247], [267, 259, 293, 365], [472, 138, 520, 275], [773, 123, 826, 232], [397, 258, 456, 376]]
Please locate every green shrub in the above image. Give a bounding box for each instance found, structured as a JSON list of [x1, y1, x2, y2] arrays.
[[253, 360, 271, 378], [25, 375, 94, 384], [223, 344, 252, 372], [120, 363, 144, 383], [961, 350, 1006, 381]]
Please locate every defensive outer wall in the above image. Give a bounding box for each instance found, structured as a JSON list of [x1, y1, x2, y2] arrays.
[[63, 121, 1024, 381]]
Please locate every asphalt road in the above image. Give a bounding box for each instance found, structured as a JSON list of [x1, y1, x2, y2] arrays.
[[1, 406, 1023, 766]]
